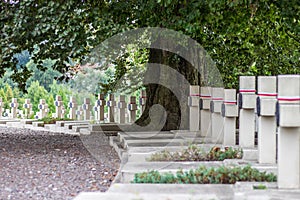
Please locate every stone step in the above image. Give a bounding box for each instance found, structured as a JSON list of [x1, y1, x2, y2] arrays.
[[0, 119, 20, 124], [64, 122, 89, 129], [123, 138, 206, 149], [56, 120, 88, 127], [72, 125, 89, 132], [74, 192, 219, 200], [20, 119, 38, 125]]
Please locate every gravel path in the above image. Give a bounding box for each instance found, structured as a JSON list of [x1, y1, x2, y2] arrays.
[[0, 127, 120, 200]]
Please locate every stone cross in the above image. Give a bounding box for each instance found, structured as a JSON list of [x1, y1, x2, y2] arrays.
[[188, 85, 200, 132], [139, 89, 147, 115], [23, 99, 33, 119], [238, 76, 256, 148], [10, 98, 18, 118], [128, 96, 137, 123], [68, 97, 77, 120], [61, 105, 66, 119], [222, 89, 238, 145], [36, 99, 47, 119], [94, 94, 106, 122], [200, 87, 212, 137], [118, 95, 126, 124], [82, 98, 91, 120], [76, 105, 83, 120], [211, 87, 224, 143], [107, 94, 116, 123], [277, 75, 300, 189], [257, 76, 277, 164], [0, 98, 3, 118], [54, 95, 63, 118]]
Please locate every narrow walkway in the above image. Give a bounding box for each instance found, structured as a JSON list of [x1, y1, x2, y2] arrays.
[[0, 127, 120, 200]]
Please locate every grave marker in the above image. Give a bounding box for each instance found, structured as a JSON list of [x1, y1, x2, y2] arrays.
[[0, 98, 3, 118], [107, 94, 116, 123], [188, 85, 200, 132], [277, 75, 300, 189], [139, 89, 147, 114], [118, 95, 126, 124], [10, 98, 18, 118], [68, 97, 77, 120], [210, 87, 224, 143], [200, 87, 212, 137], [238, 76, 256, 148], [222, 89, 238, 145], [23, 99, 33, 119], [128, 96, 137, 123], [257, 76, 277, 164], [82, 98, 91, 120], [95, 94, 106, 122], [76, 105, 83, 120], [54, 95, 63, 118]]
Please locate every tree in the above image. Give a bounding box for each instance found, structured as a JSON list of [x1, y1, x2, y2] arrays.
[[1, 0, 299, 130]]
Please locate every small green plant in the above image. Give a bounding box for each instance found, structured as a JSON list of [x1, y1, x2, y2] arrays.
[[253, 184, 267, 190], [37, 116, 72, 124], [148, 145, 243, 162], [132, 165, 277, 184]]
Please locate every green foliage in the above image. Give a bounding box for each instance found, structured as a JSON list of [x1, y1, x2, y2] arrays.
[[37, 116, 72, 124], [132, 165, 277, 184], [24, 81, 50, 113], [1, 0, 299, 91], [148, 145, 243, 162]]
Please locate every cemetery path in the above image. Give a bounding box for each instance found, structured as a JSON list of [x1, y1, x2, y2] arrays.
[[0, 127, 120, 200]]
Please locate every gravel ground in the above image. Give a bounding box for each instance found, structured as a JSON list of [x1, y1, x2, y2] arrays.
[[0, 126, 120, 200]]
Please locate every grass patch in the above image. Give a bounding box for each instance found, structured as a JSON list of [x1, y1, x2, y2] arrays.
[[147, 145, 243, 161], [37, 117, 73, 124], [132, 165, 277, 184]]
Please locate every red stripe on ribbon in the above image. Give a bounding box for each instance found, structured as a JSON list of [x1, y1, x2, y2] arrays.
[[190, 94, 200, 96], [140, 96, 147, 98], [239, 89, 256, 93], [224, 101, 237, 104], [200, 95, 212, 98], [258, 93, 277, 97], [212, 98, 224, 101], [277, 98, 300, 101]]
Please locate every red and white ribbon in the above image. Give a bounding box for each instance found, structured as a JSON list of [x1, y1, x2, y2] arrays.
[[258, 92, 277, 97], [239, 89, 256, 93], [212, 97, 224, 101], [224, 100, 237, 105], [277, 96, 300, 102]]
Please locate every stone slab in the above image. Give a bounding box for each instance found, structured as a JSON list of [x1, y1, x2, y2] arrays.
[[64, 122, 89, 129], [32, 121, 44, 127], [56, 120, 88, 127], [0, 119, 20, 124], [72, 125, 89, 132], [20, 119, 38, 125], [74, 193, 219, 200]]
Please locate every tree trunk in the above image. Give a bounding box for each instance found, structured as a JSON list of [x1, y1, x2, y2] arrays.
[[135, 38, 202, 131]]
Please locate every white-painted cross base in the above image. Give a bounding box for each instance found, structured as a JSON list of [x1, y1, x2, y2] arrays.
[[258, 116, 276, 164], [223, 117, 236, 145], [278, 127, 300, 189], [239, 109, 255, 147], [200, 110, 211, 138], [211, 113, 224, 144]]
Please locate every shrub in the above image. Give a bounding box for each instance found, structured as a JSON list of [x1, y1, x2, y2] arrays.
[[148, 145, 243, 162], [132, 165, 277, 184]]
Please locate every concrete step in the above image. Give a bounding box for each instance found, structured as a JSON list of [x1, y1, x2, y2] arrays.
[[0, 119, 20, 124], [72, 125, 89, 132], [74, 192, 219, 200], [56, 120, 88, 127], [64, 122, 89, 130]]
